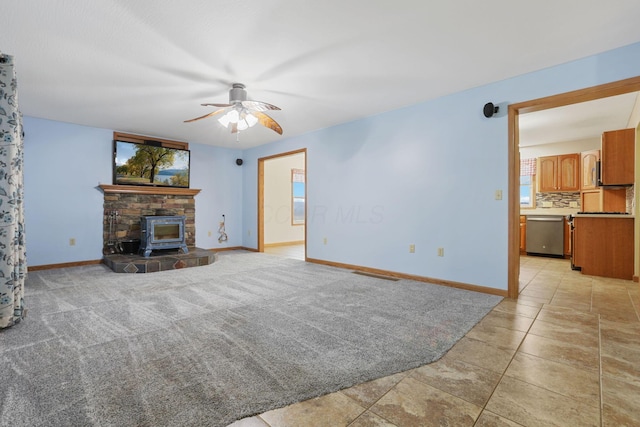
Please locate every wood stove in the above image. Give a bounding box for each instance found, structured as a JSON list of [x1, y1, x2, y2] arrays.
[[140, 215, 188, 257]]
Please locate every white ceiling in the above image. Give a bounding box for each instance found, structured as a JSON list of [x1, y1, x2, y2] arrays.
[[2, 0, 640, 149], [519, 92, 639, 147]]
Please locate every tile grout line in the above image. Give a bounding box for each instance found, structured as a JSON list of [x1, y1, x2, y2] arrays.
[[470, 302, 542, 426], [597, 313, 604, 427], [628, 288, 640, 322], [340, 372, 408, 427]]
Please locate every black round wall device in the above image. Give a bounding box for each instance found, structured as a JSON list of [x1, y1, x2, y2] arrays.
[[236, 158, 243, 166], [483, 102, 499, 118]]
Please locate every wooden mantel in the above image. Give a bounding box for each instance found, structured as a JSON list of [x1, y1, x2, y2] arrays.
[[99, 184, 201, 196]]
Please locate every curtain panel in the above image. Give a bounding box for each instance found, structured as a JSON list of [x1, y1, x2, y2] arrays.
[[520, 158, 537, 176], [0, 53, 26, 329], [292, 168, 305, 183]]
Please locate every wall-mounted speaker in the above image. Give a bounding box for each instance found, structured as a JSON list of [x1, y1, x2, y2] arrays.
[[236, 158, 243, 166], [483, 102, 499, 118]]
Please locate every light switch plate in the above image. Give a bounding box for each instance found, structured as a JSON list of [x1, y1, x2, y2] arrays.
[[542, 202, 552, 208]]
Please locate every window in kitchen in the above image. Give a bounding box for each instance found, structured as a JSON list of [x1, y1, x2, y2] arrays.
[[520, 175, 535, 208], [291, 168, 305, 225], [520, 157, 536, 208]]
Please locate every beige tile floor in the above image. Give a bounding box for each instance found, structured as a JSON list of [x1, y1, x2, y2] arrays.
[[264, 243, 306, 261], [229, 253, 640, 427]]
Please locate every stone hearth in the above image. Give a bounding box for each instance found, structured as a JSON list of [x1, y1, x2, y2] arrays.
[[103, 247, 217, 273]]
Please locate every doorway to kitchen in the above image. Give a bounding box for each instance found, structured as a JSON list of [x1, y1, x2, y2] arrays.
[[508, 75, 640, 299], [258, 149, 307, 261]]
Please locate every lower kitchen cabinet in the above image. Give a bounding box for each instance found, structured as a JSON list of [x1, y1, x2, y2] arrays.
[[573, 216, 633, 279]]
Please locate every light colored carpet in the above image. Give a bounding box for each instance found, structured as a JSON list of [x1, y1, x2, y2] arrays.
[[0, 251, 502, 426]]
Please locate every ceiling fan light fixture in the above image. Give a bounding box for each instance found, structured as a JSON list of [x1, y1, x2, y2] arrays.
[[227, 109, 240, 123], [245, 113, 258, 127], [186, 83, 282, 136], [218, 109, 240, 127], [237, 120, 249, 131], [218, 113, 231, 127]]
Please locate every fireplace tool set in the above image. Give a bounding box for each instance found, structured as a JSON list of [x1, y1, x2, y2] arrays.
[[105, 210, 123, 254]]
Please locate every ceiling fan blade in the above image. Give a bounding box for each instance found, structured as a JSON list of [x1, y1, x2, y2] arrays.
[[183, 108, 226, 123], [242, 100, 281, 111], [201, 103, 232, 107], [254, 112, 283, 135]]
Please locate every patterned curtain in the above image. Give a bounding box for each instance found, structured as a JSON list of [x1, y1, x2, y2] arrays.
[[520, 158, 537, 176], [0, 53, 26, 329], [292, 168, 305, 183]]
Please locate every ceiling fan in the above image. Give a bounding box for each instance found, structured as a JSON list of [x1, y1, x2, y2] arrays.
[[184, 83, 283, 135]]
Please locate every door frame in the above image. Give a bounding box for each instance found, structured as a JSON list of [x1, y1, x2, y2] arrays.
[[257, 148, 307, 256], [508, 75, 640, 298]]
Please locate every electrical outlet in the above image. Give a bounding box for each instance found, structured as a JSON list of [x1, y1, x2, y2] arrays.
[[542, 201, 552, 208], [495, 190, 503, 200], [247, 230, 251, 237], [409, 244, 415, 253], [437, 247, 444, 257], [208, 230, 212, 237], [69, 238, 76, 246], [323, 237, 327, 245], [570, 201, 578, 208]]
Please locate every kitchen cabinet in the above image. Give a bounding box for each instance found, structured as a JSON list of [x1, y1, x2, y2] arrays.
[[580, 188, 627, 212], [601, 128, 635, 185], [603, 188, 628, 212], [538, 153, 580, 192], [581, 190, 600, 212], [573, 215, 633, 279], [519, 215, 526, 253], [580, 150, 599, 190]]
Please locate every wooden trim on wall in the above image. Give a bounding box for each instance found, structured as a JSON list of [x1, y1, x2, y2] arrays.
[[28, 259, 103, 271], [113, 131, 188, 149], [257, 148, 307, 255], [208, 246, 257, 252], [99, 184, 201, 196], [258, 158, 265, 253], [264, 240, 305, 248], [508, 75, 640, 299], [306, 257, 508, 297], [508, 105, 520, 299]]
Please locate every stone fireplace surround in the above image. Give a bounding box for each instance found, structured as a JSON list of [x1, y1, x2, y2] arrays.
[[99, 184, 217, 273], [100, 184, 199, 252]]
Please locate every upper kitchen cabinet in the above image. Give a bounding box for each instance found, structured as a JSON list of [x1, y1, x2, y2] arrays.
[[581, 150, 600, 191], [601, 128, 635, 185], [538, 153, 580, 192]]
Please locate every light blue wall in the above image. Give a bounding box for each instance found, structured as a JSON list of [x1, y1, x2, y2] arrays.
[[190, 143, 243, 249], [23, 117, 243, 266], [22, 42, 640, 285], [242, 42, 640, 291], [23, 118, 112, 266]]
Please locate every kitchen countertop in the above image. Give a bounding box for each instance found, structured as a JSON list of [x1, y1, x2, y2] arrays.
[[573, 213, 635, 218], [520, 208, 580, 216]]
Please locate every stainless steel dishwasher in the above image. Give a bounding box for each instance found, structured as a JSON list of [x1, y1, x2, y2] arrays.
[[525, 215, 565, 257]]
